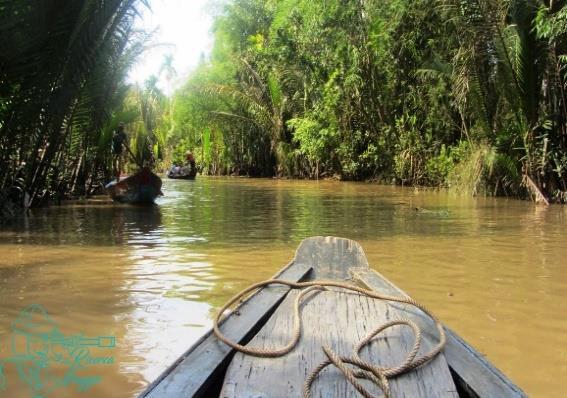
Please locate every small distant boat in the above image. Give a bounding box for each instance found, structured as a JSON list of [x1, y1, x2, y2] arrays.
[[105, 168, 163, 204], [167, 167, 197, 180]]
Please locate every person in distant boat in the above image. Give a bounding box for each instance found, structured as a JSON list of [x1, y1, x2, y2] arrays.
[[112, 122, 128, 180], [168, 162, 180, 177], [185, 151, 196, 172]]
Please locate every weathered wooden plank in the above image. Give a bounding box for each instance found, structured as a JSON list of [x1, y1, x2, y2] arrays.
[[293, 236, 370, 280], [141, 236, 526, 398], [221, 237, 458, 397], [221, 289, 459, 397], [352, 267, 528, 398], [139, 260, 313, 398]]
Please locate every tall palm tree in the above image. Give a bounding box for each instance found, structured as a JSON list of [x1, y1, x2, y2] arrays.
[[202, 59, 288, 174], [0, 0, 148, 209]]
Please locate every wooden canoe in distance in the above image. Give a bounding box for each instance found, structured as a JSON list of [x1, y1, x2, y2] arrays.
[[105, 168, 163, 204], [166, 170, 196, 180], [139, 237, 527, 398]]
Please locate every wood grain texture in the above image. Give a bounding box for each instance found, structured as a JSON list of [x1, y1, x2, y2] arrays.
[[139, 261, 312, 398], [351, 266, 528, 398], [221, 237, 458, 398], [294, 236, 370, 280], [141, 236, 526, 398], [221, 289, 458, 397]]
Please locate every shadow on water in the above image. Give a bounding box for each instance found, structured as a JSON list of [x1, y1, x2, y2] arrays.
[[0, 202, 163, 246]]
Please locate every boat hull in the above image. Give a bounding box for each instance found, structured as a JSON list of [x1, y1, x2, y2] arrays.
[[139, 237, 526, 398], [166, 173, 196, 180], [167, 169, 197, 180], [105, 168, 162, 204]]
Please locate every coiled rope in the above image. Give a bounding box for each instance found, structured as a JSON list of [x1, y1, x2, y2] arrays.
[[213, 278, 446, 398]]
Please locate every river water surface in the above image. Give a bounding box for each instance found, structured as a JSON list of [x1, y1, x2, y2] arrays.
[[0, 177, 566, 397]]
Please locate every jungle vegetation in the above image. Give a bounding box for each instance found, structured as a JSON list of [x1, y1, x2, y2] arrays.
[[171, 0, 567, 202], [1, 0, 567, 220], [0, 0, 169, 219]]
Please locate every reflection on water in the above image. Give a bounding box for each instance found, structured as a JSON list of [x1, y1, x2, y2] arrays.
[[0, 178, 566, 397]]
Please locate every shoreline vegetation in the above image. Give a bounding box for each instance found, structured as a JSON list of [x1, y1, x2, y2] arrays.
[[2, 0, 567, 222]]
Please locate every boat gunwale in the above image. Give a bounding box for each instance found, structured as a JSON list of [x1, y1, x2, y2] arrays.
[[347, 260, 527, 398], [139, 236, 527, 398], [138, 254, 313, 397]]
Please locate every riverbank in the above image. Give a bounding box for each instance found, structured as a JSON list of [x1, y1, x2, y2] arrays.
[[0, 171, 558, 226], [199, 172, 562, 205]]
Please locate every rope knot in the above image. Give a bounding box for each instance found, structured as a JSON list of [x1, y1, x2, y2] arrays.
[[213, 279, 446, 398]]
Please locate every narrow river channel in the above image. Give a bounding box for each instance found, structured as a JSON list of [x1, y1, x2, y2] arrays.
[[0, 177, 565, 397]]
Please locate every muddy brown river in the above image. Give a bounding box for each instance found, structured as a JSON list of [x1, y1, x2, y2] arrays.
[[0, 177, 565, 397]]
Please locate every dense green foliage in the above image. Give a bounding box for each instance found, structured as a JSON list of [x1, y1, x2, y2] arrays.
[[0, 0, 155, 217], [170, 0, 567, 201], [2, 0, 567, 216]]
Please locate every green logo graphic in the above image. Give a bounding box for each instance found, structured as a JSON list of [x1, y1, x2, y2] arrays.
[[0, 304, 116, 397]]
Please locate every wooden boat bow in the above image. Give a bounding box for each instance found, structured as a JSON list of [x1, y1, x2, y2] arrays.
[[139, 237, 526, 398]]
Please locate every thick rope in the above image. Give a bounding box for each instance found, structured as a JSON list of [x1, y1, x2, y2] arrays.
[[213, 279, 446, 397]]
